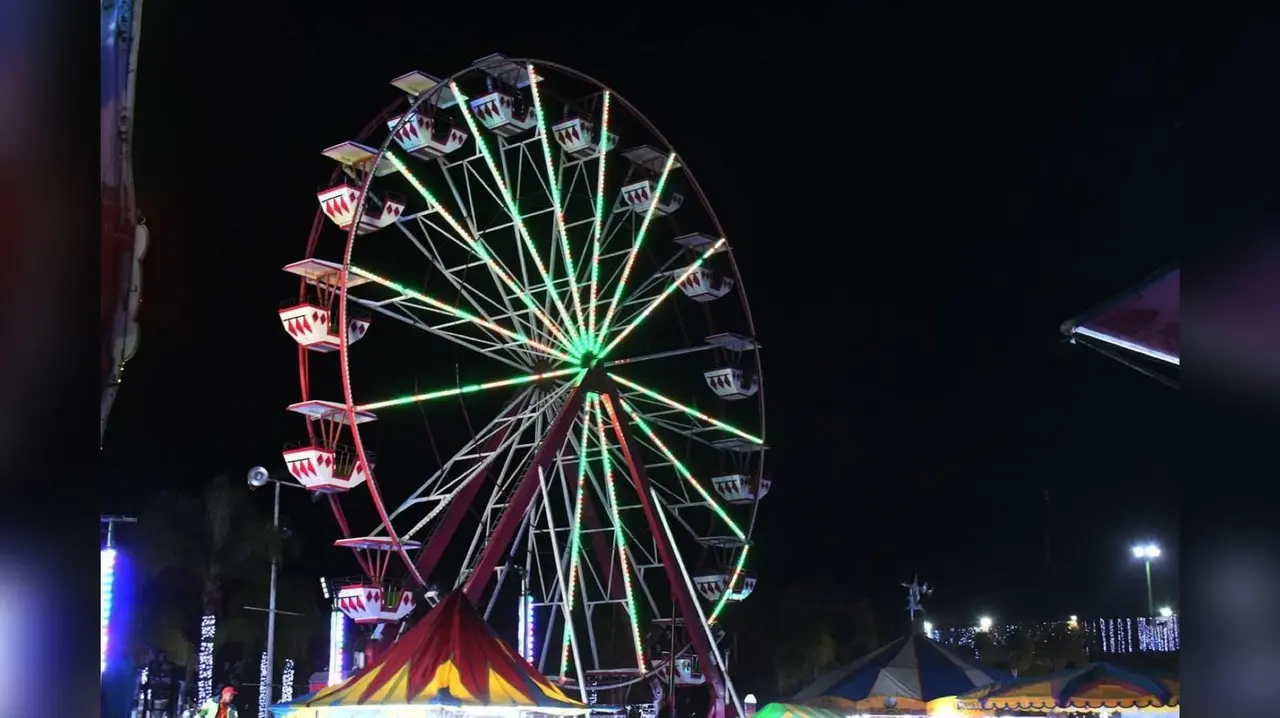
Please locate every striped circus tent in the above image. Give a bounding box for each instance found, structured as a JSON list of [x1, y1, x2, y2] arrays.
[[956, 662, 1179, 712], [792, 634, 1010, 712], [273, 591, 587, 717]]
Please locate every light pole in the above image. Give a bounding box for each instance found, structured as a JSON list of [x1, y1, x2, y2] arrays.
[[247, 467, 304, 709], [1132, 543, 1161, 615]]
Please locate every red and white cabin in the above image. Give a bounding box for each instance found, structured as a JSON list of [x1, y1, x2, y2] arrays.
[[332, 536, 424, 624], [550, 117, 617, 160], [693, 571, 757, 602], [386, 112, 467, 160], [317, 182, 405, 236], [703, 367, 758, 400], [711, 473, 770, 504], [619, 179, 684, 217], [334, 583, 416, 624], [679, 267, 735, 303], [468, 92, 536, 137], [278, 303, 369, 353], [281, 443, 374, 492]]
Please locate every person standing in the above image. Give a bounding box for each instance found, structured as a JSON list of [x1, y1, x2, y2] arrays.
[[194, 686, 239, 718]]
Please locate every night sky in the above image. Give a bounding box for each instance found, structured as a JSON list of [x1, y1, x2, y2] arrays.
[[101, 4, 1207, 634]]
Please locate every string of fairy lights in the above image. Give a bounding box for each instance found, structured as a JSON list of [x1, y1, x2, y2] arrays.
[[935, 614, 1180, 655]]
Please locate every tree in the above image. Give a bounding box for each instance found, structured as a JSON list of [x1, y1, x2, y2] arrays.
[[975, 622, 1089, 677], [767, 592, 841, 694], [134, 474, 279, 688]]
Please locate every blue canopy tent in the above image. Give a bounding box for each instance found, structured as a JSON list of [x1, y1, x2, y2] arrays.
[[792, 634, 1011, 712]]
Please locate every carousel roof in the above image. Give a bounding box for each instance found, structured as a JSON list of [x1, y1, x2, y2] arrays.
[[277, 591, 586, 714], [791, 633, 1010, 710]]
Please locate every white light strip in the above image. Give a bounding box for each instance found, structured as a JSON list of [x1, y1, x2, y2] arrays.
[[328, 610, 346, 686], [100, 548, 117, 674], [281, 658, 296, 702], [258, 651, 271, 718], [1073, 327, 1180, 366]]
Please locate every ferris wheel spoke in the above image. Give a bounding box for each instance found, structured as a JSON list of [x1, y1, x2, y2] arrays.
[[590, 395, 647, 671], [594, 153, 678, 352], [456, 398, 558, 592], [462, 381, 593, 603], [344, 292, 528, 373], [451, 81, 583, 349], [598, 237, 728, 360], [354, 368, 578, 412], [348, 264, 572, 363], [608, 372, 763, 446], [597, 392, 732, 707], [389, 388, 555, 529], [560, 417, 627, 603], [387, 150, 578, 355], [584, 90, 613, 342], [428, 162, 539, 343], [391, 219, 538, 363], [557, 398, 595, 677], [528, 63, 587, 338], [531, 434, 592, 694], [649, 485, 743, 718], [390, 388, 536, 513]]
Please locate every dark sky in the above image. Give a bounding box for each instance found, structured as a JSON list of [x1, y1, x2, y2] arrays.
[[102, 4, 1213, 632]]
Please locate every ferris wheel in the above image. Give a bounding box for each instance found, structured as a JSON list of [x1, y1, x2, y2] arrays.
[[278, 54, 766, 718]]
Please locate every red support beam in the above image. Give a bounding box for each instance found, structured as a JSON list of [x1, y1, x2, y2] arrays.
[[463, 382, 591, 604], [414, 422, 513, 582], [597, 389, 727, 711]]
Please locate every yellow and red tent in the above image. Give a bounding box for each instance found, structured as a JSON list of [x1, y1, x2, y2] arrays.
[[956, 662, 1178, 712], [276, 591, 586, 717]]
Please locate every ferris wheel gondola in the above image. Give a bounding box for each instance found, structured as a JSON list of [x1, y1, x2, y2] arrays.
[[279, 54, 766, 718]]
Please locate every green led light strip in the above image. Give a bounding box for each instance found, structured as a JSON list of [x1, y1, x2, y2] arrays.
[[586, 91, 612, 343], [599, 237, 728, 359], [594, 398, 646, 671], [607, 373, 763, 446], [594, 152, 677, 352], [348, 265, 572, 363], [383, 151, 576, 355], [559, 394, 596, 680], [354, 368, 578, 412], [617, 399, 744, 541], [450, 82, 583, 350], [528, 63, 586, 339], [708, 545, 749, 625]]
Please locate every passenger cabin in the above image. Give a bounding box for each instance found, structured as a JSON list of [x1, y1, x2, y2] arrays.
[[704, 367, 758, 400], [679, 267, 735, 303], [619, 145, 684, 217], [332, 536, 423, 624], [551, 117, 618, 160], [281, 442, 374, 493], [278, 303, 369, 353], [711, 473, 770, 504], [386, 112, 468, 160], [693, 571, 757, 602], [318, 142, 405, 235]]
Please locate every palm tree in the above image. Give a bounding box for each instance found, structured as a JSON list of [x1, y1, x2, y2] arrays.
[[135, 474, 279, 695]]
